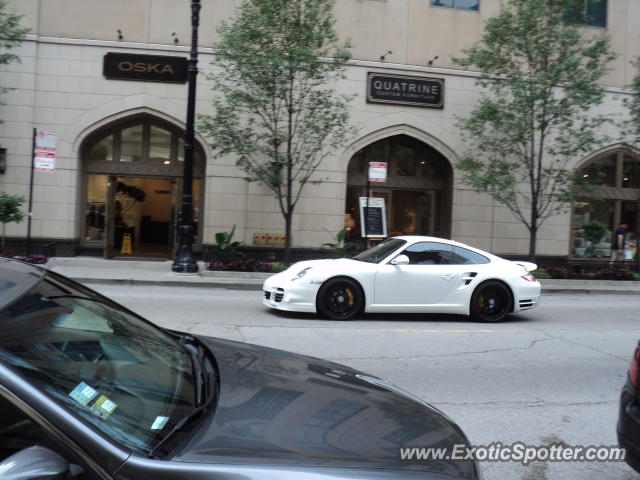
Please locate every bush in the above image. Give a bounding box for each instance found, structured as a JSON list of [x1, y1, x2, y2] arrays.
[[532, 267, 551, 279], [545, 266, 572, 279], [207, 225, 244, 263]]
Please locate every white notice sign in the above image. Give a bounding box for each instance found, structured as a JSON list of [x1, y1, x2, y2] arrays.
[[34, 130, 56, 172], [368, 162, 387, 182]]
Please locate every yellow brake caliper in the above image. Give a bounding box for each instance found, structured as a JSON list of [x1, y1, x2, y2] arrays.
[[345, 288, 354, 307]]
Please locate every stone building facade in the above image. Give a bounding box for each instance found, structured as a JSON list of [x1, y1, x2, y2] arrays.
[[0, 0, 638, 259]]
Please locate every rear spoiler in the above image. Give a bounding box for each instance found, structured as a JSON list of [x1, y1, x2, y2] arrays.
[[512, 261, 537, 273]]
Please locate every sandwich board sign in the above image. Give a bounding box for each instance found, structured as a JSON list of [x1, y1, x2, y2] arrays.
[[359, 197, 387, 238]]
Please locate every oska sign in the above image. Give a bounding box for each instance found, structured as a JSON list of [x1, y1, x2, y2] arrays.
[[103, 53, 188, 83]]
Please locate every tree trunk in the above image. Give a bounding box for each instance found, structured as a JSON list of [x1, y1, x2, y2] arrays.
[[1, 222, 5, 256], [528, 228, 537, 262], [284, 211, 292, 266]]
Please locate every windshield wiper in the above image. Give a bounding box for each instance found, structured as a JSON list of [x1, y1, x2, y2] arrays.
[[148, 379, 216, 458], [148, 335, 216, 458], [181, 338, 206, 406]]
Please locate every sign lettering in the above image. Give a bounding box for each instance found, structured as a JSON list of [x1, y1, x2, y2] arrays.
[[104, 53, 187, 83], [367, 73, 444, 108]]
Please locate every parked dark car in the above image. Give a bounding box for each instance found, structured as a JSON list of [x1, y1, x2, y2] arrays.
[[619, 340, 640, 473], [0, 259, 481, 479]]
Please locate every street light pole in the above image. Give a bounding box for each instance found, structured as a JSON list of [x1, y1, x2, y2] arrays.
[[172, 0, 201, 273]]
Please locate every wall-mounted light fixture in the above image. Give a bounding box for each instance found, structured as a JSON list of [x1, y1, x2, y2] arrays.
[[380, 50, 392, 62], [117, 29, 124, 41], [171, 32, 179, 44], [0, 148, 6, 174], [427, 55, 439, 66]]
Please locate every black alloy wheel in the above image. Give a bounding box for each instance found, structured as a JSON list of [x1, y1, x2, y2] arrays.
[[316, 278, 363, 321], [470, 280, 512, 322]]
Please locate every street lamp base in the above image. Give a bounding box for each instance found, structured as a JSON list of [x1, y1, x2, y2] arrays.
[[171, 259, 199, 273]]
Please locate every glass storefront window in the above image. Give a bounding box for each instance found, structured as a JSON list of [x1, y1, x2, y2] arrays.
[[88, 135, 113, 161], [120, 125, 144, 162], [581, 154, 616, 187], [571, 199, 614, 258], [84, 174, 108, 241], [347, 150, 365, 174], [149, 126, 172, 164], [621, 201, 638, 259], [623, 156, 640, 189], [394, 143, 416, 177], [431, 0, 479, 9]]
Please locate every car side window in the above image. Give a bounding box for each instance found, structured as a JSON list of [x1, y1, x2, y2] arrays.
[[402, 242, 452, 265], [450, 246, 490, 265], [0, 394, 104, 479]]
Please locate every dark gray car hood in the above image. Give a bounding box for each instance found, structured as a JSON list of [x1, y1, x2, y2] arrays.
[[171, 336, 477, 479]]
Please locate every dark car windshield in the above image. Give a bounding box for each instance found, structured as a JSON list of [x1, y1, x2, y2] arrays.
[[352, 238, 407, 263], [0, 274, 197, 454]]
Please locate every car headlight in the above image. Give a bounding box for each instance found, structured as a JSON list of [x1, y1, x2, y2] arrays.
[[291, 267, 311, 281]]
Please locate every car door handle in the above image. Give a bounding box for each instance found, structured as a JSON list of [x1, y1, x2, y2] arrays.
[[441, 273, 456, 280]]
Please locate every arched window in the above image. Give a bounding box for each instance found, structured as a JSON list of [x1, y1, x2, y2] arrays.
[[345, 135, 453, 239], [81, 117, 205, 258], [571, 149, 640, 260]]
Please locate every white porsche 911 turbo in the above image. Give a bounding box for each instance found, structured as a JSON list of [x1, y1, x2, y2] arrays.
[[263, 236, 542, 322]]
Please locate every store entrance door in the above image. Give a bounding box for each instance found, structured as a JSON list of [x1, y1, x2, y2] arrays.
[[104, 177, 176, 258]]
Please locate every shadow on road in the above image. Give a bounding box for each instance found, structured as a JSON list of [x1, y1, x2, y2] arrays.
[[265, 308, 531, 325]]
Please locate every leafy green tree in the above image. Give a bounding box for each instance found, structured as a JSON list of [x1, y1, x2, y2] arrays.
[[624, 59, 640, 147], [0, 0, 30, 100], [200, 0, 354, 264], [0, 192, 25, 255], [623, 59, 640, 271], [454, 0, 615, 260]]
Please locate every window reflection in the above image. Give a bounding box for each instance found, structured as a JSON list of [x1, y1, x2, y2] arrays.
[[149, 126, 172, 164], [88, 135, 113, 161], [85, 174, 107, 241], [581, 154, 615, 187], [623, 156, 640, 189]]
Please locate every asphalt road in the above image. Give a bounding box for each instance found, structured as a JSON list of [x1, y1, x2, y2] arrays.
[[87, 283, 640, 480]]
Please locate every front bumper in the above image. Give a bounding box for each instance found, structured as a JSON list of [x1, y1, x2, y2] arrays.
[[262, 274, 319, 313]]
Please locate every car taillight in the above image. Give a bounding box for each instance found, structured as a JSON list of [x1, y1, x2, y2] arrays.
[[521, 274, 536, 282], [629, 348, 640, 390]]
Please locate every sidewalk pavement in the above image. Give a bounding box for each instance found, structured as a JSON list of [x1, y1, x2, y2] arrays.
[[44, 257, 640, 295]]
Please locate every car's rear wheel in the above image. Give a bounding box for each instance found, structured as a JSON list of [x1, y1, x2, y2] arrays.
[[316, 277, 363, 321], [470, 280, 512, 322]]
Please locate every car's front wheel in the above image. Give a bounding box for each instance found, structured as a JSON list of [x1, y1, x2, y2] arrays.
[[470, 280, 512, 322], [316, 277, 364, 321]]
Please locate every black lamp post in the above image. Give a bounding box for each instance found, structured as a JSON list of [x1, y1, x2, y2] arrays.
[[172, 0, 201, 273]]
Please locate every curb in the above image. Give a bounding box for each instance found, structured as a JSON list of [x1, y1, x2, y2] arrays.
[[67, 276, 640, 295], [70, 277, 264, 290]]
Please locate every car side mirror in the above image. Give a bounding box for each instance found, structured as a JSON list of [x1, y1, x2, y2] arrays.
[[0, 446, 70, 480], [390, 254, 409, 266]]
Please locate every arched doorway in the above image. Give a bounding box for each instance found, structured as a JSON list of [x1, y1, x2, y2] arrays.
[[570, 148, 640, 260], [81, 116, 205, 258], [345, 134, 453, 240]]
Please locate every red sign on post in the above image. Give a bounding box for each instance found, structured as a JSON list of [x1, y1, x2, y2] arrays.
[[368, 162, 387, 182], [34, 130, 56, 172]]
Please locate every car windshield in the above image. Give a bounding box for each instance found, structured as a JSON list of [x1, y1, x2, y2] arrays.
[[352, 238, 407, 263], [0, 274, 197, 454]]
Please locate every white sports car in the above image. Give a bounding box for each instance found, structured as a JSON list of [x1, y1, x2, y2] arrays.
[[263, 236, 542, 322]]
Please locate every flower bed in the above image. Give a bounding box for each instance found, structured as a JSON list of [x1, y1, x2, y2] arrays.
[[207, 258, 286, 273], [536, 266, 638, 281], [10, 254, 48, 265]]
